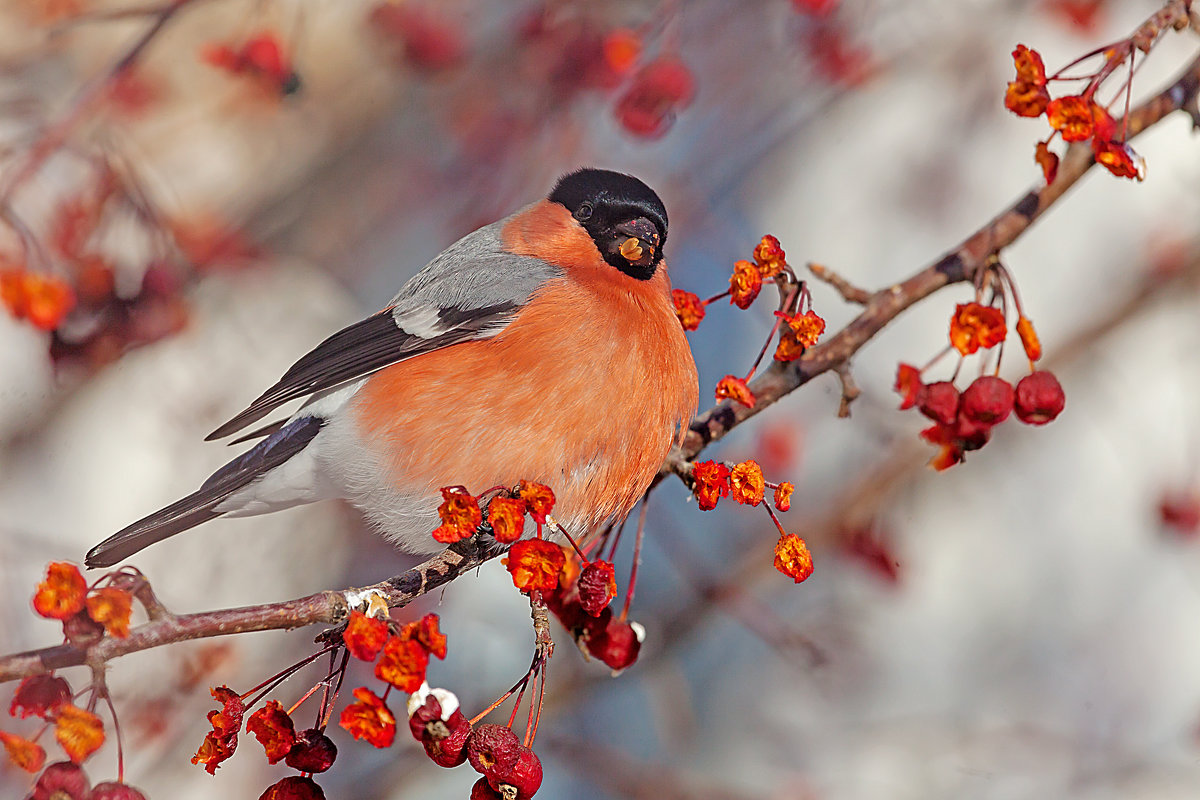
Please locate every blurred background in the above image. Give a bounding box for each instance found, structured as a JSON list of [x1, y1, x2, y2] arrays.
[[3, 0, 1200, 797]]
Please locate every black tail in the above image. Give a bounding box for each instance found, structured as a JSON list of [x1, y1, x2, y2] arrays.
[[85, 493, 226, 568], [85, 416, 324, 568]]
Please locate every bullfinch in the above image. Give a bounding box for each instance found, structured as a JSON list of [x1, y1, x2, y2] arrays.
[[85, 168, 699, 568]]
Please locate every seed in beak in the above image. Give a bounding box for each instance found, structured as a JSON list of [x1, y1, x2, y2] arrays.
[[619, 237, 645, 262]]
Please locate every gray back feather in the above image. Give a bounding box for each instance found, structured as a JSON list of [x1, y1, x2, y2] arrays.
[[390, 211, 563, 314]]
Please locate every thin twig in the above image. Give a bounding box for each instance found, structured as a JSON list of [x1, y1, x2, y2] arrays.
[[834, 363, 861, 418], [807, 261, 871, 304]]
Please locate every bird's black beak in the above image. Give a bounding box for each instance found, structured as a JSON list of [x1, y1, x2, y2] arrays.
[[609, 216, 660, 270]]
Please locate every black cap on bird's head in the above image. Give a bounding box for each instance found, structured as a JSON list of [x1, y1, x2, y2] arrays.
[[549, 168, 668, 281]]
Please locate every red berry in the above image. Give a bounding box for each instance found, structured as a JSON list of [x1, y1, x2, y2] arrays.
[[1014, 371, 1065, 424], [577, 560, 617, 617], [407, 688, 470, 766], [418, 707, 471, 768], [1160, 490, 1200, 538], [30, 763, 89, 800], [10, 675, 71, 719], [284, 729, 337, 773], [470, 778, 504, 799], [916, 381, 959, 426], [407, 693, 443, 740], [369, 4, 466, 71], [614, 57, 695, 139], [487, 745, 543, 799], [466, 724, 522, 780], [584, 615, 643, 672], [951, 414, 992, 452], [960, 376, 1014, 425], [544, 586, 587, 633], [90, 783, 148, 800], [258, 775, 325, 800], [62, 610, 105, 646]]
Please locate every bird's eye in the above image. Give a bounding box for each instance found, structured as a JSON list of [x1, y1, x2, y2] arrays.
[[574, 202, 593, 221]]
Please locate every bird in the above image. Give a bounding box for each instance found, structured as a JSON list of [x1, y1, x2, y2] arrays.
[[85, 168, 699, 568]]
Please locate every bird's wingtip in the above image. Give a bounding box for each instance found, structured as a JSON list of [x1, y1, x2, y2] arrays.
[[83, 545, 114, 570]]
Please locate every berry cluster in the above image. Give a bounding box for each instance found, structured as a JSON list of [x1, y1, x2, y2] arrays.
[[669, 237, 822, 586], [671, 235, 826, 411], [1, 167, 190, 368], [427, 479, 643, 672], [894, 260, 1066, 470], [898, 368, 1065, 470], [544, 558, 643, 673], [431, 480, 555, 549], [1, 564, 147, 798], [1004, 7, 1192, 184], [690, 459, 812, 584]]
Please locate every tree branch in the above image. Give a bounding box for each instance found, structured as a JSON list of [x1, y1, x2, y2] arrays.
[[669, 46, 1200, 467], [0, 539, 488, 682]]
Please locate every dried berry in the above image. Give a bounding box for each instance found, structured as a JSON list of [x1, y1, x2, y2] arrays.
[[584, 615, 643, 673], [959, 376, 1014, 425], [487, 745, 543, 799], [62, 611, 106, 646], [470, 778, 504, 799], [343, 610, 389, 661], [1014, 371, 1065, 424], [916, 381, 959, 426], [375, 635, 429, 693], [258, 775, 326, 800], [422, 710, 471, 768], [671, 289, 705, 330], [466, 724, 522, 780], [692, 461, 731, 511], [32, 563, 88, 620], [285, 728, 337, 773], [505, 539, 566, 594], [246, 700, 296, 764], [407, 691, 470, 768], [729, 460, 766, 506], [90, 782, 149, 800], [0, 730, 45, 772], [774, 533, 815, 582], [29, 761, 90, 800], [577, 560, 617, 617], [10, 675, 71, 719]]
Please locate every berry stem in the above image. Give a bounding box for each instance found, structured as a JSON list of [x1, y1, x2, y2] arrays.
[[96, 677, 124, 783], [240, 643, 338, 710], [470, 671, 529, 727], [527, 658, 548, 746], [619, 493, 652, 623], [603, 517, 629, 563], [317, 650, 349, 731], [919, 345, 955, 374], [744, 284, 800, 382], [763, 502, 788, 538]]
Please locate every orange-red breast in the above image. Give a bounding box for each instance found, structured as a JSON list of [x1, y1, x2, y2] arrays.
[[86, 168, 698, 568]]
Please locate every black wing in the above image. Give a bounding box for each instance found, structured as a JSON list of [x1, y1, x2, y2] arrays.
[[204, 302, 516, 441], [85, 417, 324, 568]]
